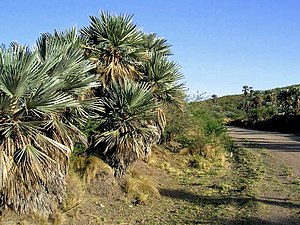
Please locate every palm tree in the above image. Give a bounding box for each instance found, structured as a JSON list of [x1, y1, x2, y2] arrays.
[[82, 12, 185, 175], [242, 85, 249, 98], [93, 79, 159, 177], [141, 53, 185, 109], [277, 88, 300, 115], [139, 53, 185, 161], [0, 29, 98, 214], [211, 94, 218, 104], [242, 85, 254, 110], [265, 90, 277, 106], [81, 11, 148, 86], [142, 33, 172, 56]]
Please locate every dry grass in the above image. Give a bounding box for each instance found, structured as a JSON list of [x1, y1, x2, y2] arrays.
[[72, 156, 87, 172], [72, 155, 113, 184], [125, 169, 160, 204], [202, 144, 216, 158], [49, 209, 66, 225], [160, 161, 182, 175], [61, 170, 85, 212], [30, 212, 49, 225], [84, 156, 113, 184], [19, 221, 30, 225], [71, 155, 121, 200]]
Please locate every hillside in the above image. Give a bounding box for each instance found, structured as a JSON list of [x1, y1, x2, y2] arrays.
[[0, 90, 299, 224], [207, 83, 300, 111], [197, 84, 300, 134], [1, 137, 300, 224]]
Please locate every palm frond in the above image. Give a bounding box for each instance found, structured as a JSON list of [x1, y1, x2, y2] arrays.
[[0, 28, 97, 214], [142, 33, 172, 56], [94, 79, 159, 176], [141, 53, 185, 109], [81, 11, 147, 86]]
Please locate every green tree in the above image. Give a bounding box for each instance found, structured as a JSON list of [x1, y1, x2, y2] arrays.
[[242, 85, 250, 98], [211, 94, 218, 104], [0, 29, 98, 213], [81, 12, 147, 86], [93, 79, 159, 177], [277, 88, 300, 115], [82, 12, 185, 176]]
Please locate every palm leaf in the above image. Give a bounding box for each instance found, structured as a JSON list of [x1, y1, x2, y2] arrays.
[[141, 53, 185, 109], [94, 79, 159, 176], [0, 28, 98, 214], [81, 11, 147, 86]]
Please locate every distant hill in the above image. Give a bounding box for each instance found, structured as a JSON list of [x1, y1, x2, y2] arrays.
[[193, 83, 300, 121], [199, 83, 300, 134]]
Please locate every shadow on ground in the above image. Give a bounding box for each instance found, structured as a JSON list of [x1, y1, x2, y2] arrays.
[[185, 218, 298, 225], [160, 188, 300, 225], [236, 141, 300, 152]]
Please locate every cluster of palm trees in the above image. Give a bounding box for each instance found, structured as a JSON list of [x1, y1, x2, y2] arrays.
[[240, 85, 300, 120], [0, 12, 184, 213]]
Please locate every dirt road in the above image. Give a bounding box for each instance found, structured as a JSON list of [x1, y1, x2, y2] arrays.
[[227, 126, 300, 177], [228, 126, 300, 224]]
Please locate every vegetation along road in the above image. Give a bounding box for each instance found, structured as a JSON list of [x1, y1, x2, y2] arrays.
[[228, 126, 300, 224]]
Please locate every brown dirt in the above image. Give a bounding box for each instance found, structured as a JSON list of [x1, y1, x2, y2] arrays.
[[228, 126, 300, 225]]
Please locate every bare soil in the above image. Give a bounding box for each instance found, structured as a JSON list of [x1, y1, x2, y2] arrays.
[[228, 126, 300, 225]]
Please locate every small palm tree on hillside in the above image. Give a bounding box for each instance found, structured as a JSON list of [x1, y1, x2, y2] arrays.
[[0, 29, 98, 213], [242, 85, 249, 97], [242, 85, 253, 97], [277, 88, 300, 115], [265, 90, 277, 107], [211, 94, 218, 104]]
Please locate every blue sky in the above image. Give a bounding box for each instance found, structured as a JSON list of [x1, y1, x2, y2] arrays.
[[1, 0, 300, 97]]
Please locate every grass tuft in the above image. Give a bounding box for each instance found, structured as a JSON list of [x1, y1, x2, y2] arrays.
[[30, 212, 48, 225], [62, 170, 85, 212], [125, 169, 160, 204], [49, 209, 66, 225], [71, 155, 113, 184]]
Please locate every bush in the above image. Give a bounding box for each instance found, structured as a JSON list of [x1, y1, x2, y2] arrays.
[[164, 100, 229, 168]]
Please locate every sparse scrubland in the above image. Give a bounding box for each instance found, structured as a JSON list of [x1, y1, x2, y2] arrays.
[[0, 11, 299, 225]]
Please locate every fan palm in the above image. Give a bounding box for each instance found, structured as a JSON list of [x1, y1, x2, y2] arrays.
[[94, 79, 159, 177], [142, 54, 185, 106], [134, 53, 185, 161], [81, 11, 148, 86], [0, 29, 98, 214], [142, 33, 172, 56], [81, 12, 185, 175], [141, 53, 185, 130]]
